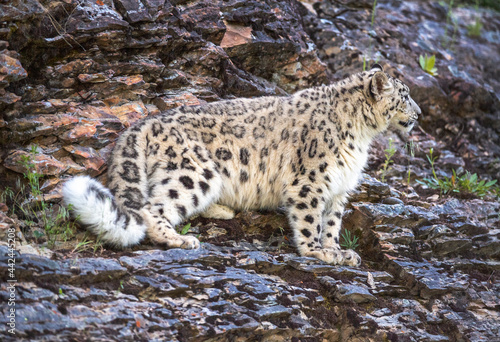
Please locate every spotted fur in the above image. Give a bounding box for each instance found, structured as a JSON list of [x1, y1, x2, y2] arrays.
[[63, 65, 420, 266]]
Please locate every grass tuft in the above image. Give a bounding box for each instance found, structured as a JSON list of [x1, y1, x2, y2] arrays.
[[1, 145, 77, 247], [416, 148, 499, 198], [340, 230, 359, 250]]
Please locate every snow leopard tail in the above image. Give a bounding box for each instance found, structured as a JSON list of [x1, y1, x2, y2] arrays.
[[62, 175, 147, 247]]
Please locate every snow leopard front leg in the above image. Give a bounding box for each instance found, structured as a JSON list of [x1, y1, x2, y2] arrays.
[[286, 183, 360, 266], [321, 195, 361, 266]]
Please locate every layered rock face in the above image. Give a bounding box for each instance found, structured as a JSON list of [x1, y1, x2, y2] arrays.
[[0, 0, 327, 194], [0, 0, 499, 341]]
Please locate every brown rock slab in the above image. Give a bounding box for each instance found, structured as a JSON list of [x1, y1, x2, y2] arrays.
[[180, 6, 225, 44], [52, 59, 95, 77], [63, 145, 107, 176], [108, 101, 149, 126], [0, 89, 21, 104], [4, 149, 68, 176], [65, 2, 129, 34], [221, 21, 253, 48], [57, 156, 86, 175], [0, 52, 27, 85], [2, 114, 79, 143], [77, 73, 108, 83], [115, 0, 153, 23], [0, 211, 17, 240], [59, 119, 99, 143]]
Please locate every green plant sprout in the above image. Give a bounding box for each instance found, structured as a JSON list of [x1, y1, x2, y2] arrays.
[[416, 148, 498, 198], [441, 0, 458, 48], [419, 54, 438, 76], [340, 230, 359, 250], [370, 0, 378, 27], [456, 172, 497, 197], [381, 138, 396, 183], [180, 223, 192, 235], [32, 229, 44, 240], [20, 145, 43, 200], [405, 140, 416, 185], [363, 55, 381, 72], [467, 17, 483, 37], [93, 235, 104, 254], [277, 226, 289, 252], [467, 0, 483, 37]]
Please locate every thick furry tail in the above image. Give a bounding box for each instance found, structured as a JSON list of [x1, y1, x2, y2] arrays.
[[62, 176, 147, 248]]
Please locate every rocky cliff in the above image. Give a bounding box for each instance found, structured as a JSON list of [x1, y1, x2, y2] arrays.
[[0, 0, 499, 341]]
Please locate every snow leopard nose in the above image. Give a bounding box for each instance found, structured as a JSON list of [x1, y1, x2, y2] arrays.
[[410, 97, 421, 116]]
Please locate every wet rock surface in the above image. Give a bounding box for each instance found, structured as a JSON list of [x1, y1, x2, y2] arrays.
[[0, 0, 499, 341], [1, 220, 499, 342]]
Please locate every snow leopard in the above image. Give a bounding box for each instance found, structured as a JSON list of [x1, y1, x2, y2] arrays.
[[63, 64, 420, 266]]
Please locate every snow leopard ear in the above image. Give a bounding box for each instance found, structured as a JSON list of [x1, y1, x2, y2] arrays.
[[369, 71, 394, 101], [370, 63, 384, 72]]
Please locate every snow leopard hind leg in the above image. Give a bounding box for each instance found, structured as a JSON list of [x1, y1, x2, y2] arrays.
[[138, 142, 223, 249]]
